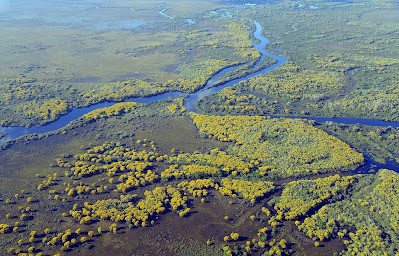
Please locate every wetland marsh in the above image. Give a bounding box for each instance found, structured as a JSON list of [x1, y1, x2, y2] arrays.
[[1, 0, 399, 256]]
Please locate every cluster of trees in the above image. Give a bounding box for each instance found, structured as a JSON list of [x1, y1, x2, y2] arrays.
[[273, 175, 355, 220], [162, 148, 259, 180], [239, 62, 342, 99], [36, 173, 58, 191], [320, 122, 399, 164], [0, 78, 57, 105], [161, 164, 220, 180], [115, 170, 158, 193], [162, 146, 264, 181], [176, 178, 215, 197], [310, 53, 399, 73], [16, 98, 68, 122], [198, 62, 344, 116], [272, 169, 399, 255], [70, 187, 170, 227], [0, 78, 74, 126], [69, 178, 216, 228], [168, 148, 256, 174], [191, 113, 364, 179], [0, 224, 10, 234], [82, 102, 141, 122], [222, 237, 290, 256], [166, 98, 186, 114], [198, 87, 267, 115], [296, 206, 338, 241], [57, 141, 160, 179], [220, 178, 275, 204]]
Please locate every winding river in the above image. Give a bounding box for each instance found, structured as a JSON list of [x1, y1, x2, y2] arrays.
[[1, 20, 399, 172]]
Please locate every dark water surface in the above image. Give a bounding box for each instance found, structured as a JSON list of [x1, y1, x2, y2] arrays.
[[1, 20, 398, 172], [0, 20, 287, 144]]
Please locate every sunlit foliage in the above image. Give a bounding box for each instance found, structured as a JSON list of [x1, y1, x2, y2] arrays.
[[274, 175, 355, 220], [220, 178, 275, 203], [191, 113, 364, 178], [292, 169, 399, 255]]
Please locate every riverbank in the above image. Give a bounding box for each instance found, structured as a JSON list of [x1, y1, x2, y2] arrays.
[[1, 20, 399, 174]]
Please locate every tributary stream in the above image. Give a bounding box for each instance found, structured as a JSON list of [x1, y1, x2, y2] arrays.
[[1, 21, 398, 172]]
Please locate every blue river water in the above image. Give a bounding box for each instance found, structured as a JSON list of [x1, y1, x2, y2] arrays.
[[183, 21, 287, 113], [0, 20, 398, 172]]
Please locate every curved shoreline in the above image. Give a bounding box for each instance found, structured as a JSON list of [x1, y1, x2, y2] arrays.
[[1, 20, 399, 174], [2, 20, 399, 145], [0, 20, 286, 144]]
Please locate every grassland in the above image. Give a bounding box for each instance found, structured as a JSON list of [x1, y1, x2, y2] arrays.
[[0, 0, 263, 127], [1, 0, 399, 255], [199, 0, 399, 122], [0, 94, 395, 256], [0, 99, 370, 256]]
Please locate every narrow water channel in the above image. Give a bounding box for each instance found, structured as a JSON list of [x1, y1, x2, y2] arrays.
[[0, 20, 288, 144], [1, 20, 399, 172]]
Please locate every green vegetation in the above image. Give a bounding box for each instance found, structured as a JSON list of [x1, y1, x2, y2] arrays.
[[292, 169, 399, 256], [220, 178, 275, 204], [1, 0, 399, 255], [274, 175, 355, 221], [197, 62, 348, 116], [319, 122, 399, 164], [0, 2, 262, 127], [198, 0, 399, 122], [191, 113, 364, 179], [0, 98, 369, 256]]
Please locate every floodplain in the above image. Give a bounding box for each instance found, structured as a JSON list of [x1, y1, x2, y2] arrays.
[[0, 0, 399, 256]]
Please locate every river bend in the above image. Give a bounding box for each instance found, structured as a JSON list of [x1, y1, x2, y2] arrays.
[[1, 21, 399, 172]]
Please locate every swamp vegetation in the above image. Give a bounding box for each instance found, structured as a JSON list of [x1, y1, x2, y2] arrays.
[[0, 0, 399, 255]]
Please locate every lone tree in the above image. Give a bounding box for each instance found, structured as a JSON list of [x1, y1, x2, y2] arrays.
[[231, 232, 239, 241]]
